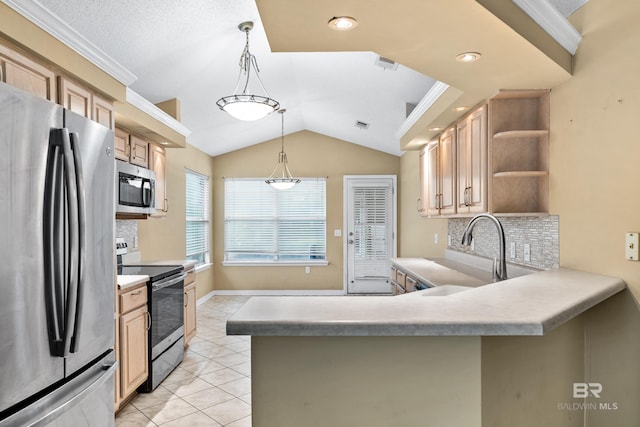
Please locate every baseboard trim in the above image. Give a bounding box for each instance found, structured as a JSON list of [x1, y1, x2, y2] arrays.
[[197, 289, 344, 305]]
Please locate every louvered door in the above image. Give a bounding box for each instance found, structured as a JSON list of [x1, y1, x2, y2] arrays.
[[345, 176, 396, 294]]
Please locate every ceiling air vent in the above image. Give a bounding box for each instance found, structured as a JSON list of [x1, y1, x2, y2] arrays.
[[374, 55, 399, 71], [354, 120, 370, 130]]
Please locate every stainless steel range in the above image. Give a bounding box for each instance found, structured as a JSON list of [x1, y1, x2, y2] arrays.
[[118, 263, 186, 392]]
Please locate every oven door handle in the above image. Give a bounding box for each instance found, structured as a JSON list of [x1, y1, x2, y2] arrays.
[[152, 273, 187, 290]]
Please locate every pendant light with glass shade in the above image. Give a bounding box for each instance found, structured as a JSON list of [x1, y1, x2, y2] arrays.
[[216, 21, 280, 121], [265, 109, 300, 190]]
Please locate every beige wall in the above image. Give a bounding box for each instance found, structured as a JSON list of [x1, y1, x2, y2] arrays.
[[549, 1, 640, 425], [398, 150, 448, 257], [211, 130, 400, 291], [137, 144, 215, 299]]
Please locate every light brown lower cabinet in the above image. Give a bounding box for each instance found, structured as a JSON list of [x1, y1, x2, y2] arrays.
[[117, 284, 149, 407], [184, 267, 197, 346]]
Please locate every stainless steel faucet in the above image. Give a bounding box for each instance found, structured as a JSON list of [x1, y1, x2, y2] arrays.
[[461, 213, 508, 282]]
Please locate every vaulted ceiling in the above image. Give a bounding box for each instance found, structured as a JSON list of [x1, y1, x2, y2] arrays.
[[35, 0, 586, 157]]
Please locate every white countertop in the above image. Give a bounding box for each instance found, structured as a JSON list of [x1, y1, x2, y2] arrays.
[[117, 275, 149, 290], [141, 259, 197, 271], [226, 268, 625, 337]]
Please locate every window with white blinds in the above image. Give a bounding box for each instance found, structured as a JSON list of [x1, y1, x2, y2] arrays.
[[186, 170, 210, 266], [224, 178, 326, 263]]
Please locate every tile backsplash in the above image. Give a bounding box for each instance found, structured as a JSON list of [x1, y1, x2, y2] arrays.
[[116, 220, 138, 251], [448, 216, 559, 270]]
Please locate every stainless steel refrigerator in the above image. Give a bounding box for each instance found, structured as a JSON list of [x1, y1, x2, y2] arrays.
[[0, 83, 116, 426]]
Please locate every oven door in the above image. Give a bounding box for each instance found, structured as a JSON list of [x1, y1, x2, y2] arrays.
[[150, 273, 186, 360]]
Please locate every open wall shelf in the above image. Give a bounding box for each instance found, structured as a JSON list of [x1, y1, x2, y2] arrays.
[[488, 90, 550, 215]]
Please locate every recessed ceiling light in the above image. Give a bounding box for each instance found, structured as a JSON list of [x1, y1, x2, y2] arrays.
[[328, 16, 358, 31], [453, 106, 469, 112], [455, 52, 482, 63]]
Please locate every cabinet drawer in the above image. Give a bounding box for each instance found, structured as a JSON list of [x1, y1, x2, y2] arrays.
[[184, 268, 196, 286], [395, 270, 407, 289], [120, 285, 147, 314], [405, 276, 418, 292]]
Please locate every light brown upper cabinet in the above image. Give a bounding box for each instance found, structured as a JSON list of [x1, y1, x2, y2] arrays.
[[93, 93, 115, 130], [149, 144, 167, 217], [0, 44, 56, 101], [457, 104, 488, 215], [129, 134, 149, 168], [488, 90, 550, 215], [419, 90, 549, 218], [423, 126, 456, 217], [58, 76, 92, 119], [114, 127, 131, 162]]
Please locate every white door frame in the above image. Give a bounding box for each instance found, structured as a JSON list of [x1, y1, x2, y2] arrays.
[[342, 175, 397, 294]]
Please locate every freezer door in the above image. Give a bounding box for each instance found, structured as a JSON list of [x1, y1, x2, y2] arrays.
[[63, 109, 115, 376], [0, 351, 117, 427], [0, 83, 65, 413]]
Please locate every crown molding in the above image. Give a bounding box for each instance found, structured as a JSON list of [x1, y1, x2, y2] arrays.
[[126, 88, 191, 137], [2, 0, 137, 85], [513, 0, 582, 55], [395, 81, 449, 140]]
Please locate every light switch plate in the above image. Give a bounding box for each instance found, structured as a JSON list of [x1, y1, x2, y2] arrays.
[[626, 232, 639, 261], [524, 243, 531, 262], [334, 229, 342, 237], [510, 242, 516, 259]]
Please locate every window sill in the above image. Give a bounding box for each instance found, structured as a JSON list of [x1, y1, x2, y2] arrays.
[[222, 260, 329, 267], [195, 263, 212, 273]]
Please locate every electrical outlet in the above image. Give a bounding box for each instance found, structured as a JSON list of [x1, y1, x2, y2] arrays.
[[510, 242, 516, 259], [305, 266, 311, 274], [448, 235, 451, 246], [470, 240, 475, 251], [524, 243, 531, 262], [334, 229, 342, 237], [626, 232, 639, 261], [434, 233, 438, 244]]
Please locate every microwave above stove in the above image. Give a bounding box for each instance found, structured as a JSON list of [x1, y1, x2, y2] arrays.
[[116, 160, 156, 215]]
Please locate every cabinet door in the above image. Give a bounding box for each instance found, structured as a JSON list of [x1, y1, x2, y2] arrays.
[[93, 94, 114, 130], [456, 106, 487, 214], [466, 106, 487, 213], [149, 144, 167, 217], [418, 149, 428, 216], [129, 135, 149, 168], [425, 141, 440, 216], [457, 118, 470, 212], [0, 44, 56, 101], [438, 127, 456, 215], [184, 283, 197, 346], [114, 128, 130, 162], [58, 77, 92, 119], [120, 305, 149, 399]]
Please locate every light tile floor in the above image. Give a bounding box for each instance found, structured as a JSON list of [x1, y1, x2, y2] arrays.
[[115, 296, 252, 427]]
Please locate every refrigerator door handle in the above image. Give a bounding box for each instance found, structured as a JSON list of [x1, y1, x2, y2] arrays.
[[43, 133, 65, 356], [59, 128, 80, 356], [68, 132, 86, 353]]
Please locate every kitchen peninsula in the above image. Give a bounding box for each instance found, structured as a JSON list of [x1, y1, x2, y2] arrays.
[[227, 268, 625, 427]]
